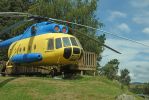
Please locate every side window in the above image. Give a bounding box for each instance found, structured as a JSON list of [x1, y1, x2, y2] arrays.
[[56, 38, 62, 49], [47, 39, 54, 50]]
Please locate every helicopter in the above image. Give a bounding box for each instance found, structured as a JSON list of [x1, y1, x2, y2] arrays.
[[0, 12, 121, 76]]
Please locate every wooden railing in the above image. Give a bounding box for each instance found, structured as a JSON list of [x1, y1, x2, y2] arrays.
[[77, 51, 97, 71]]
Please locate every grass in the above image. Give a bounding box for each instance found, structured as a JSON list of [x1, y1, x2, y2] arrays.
[[0, 76, 143, 100]]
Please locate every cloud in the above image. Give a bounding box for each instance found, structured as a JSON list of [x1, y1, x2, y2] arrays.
[[108, 11, 127, 21], [117, 23, 131, 33], [131, 3, 149, 25], [133, 17, 149, 25], [134, 52, 149, 61], [130, 0, 149, 8], [132, 64, 149, 82], [142, 28, 149, 34], [101, 38, 149, 82]]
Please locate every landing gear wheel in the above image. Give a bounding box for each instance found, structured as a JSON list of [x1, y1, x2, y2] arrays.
[[50, 68, 57, 78]]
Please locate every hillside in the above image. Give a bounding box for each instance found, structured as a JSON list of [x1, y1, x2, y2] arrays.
[[0, 76, 143, 100]]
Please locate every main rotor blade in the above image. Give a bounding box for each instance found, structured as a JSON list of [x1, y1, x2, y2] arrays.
[[0, 12, 30, 17], [1, 12, 146, 49], [69, 27, 121, 54], [0, 12, 48, 21], [49, 18, 149, 48], [0, 19, 33, 35], [103, 44, 121, 54]]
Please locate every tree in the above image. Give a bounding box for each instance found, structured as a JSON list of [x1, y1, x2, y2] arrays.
[[0, 0, 31, 61], [102, 59, 119, 80], [144, 83, 149, 95], [0, 0, 31, 37], [120, 68, 131, 86]]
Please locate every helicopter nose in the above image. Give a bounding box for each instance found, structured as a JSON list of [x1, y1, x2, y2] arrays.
[[63, 47, 82, 61]]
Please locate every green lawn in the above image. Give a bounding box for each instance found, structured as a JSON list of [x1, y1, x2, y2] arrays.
[[0, 76, 143, 100]]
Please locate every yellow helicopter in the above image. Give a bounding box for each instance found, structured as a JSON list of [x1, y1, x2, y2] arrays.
[[0, 12, 121, 76]]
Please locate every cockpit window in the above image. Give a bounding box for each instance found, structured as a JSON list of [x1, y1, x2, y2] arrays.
[[56, 38, 62, 49], [47, 39, 54, 50], [70, 37, 78, 46], [63, 37, 71, 47], [76, 38, 82, 48]]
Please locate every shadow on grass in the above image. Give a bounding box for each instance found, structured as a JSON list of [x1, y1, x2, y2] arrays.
[[0, 77, 17, 88], [63, 74, 83, 80]]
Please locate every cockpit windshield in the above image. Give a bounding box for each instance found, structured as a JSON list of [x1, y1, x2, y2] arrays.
[[75, 38, 82, 48], [62, 37, 71, 47], [70, 37, 78, 46], [61, 37, 82, 48]]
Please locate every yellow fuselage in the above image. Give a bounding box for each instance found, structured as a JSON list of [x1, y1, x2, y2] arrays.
[[8, 33, 83, 66]]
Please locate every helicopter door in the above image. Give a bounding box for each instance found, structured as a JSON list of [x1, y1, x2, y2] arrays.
[[45, 38, 56, 64]]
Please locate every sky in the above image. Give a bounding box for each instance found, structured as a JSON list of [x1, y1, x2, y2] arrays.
[[96, 0, 149, 83]]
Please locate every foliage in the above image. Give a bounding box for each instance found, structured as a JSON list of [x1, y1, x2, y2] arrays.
[[130, 85, 144, 94], [0, 48, 8, 61], [0, 0, 31, 60], [144, 83, 149, 95], [0, 0, 31, 36], [120, 68, 131, 86], [130, 83, 149, 95], [101, 59, 119, 80]]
